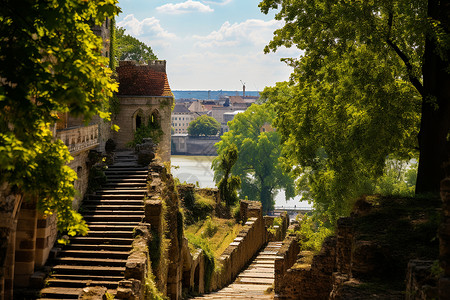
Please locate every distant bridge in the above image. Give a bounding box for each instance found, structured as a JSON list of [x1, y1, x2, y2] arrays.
[[268, 206, 313, 219]]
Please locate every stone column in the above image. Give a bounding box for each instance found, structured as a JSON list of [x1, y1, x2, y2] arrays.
[[439, 177, 450, 298], [13, 198, 38, 287]]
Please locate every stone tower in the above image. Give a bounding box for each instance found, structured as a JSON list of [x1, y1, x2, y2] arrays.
[[115, 60, 174, 162]]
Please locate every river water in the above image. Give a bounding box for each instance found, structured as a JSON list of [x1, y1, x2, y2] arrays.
[[170, 155, 312, 210]]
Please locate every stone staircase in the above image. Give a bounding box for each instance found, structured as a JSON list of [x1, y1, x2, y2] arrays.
[[39, 151, 147, 299], [192, 242, 283, 300]]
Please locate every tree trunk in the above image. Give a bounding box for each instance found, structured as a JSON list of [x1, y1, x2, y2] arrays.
[[415, 0, 450, 194]]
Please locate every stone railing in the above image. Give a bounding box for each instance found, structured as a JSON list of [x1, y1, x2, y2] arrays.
[[274, 234, 300, 293], [210, 200, 267, 291], [56, 124, 99, 154]]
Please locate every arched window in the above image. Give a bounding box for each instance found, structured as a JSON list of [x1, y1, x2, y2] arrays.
[[132, 109, 145, 132], [136, 114, 142, 129], [149, 110, 161, 128]]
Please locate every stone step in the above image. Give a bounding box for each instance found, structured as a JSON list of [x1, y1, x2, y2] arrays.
[[106, 165, 147, 170], [84, 210, 144, 216], [39, 287, 82, 299], [69, 236, 134, 245], [58, 250, 130, 259], [64, 243, 132, 252], [87, 194, 144, 200], [84, 205, 144, 211], [52, 265, 125, 276], [238, 272, 274, 279], [106, 174, 147, 179], [105, 170, 148, 174], [87, 224, 138, 231], [86, 230, 134, 238], [236, 277, 274, 285], [96, 189, 147, 194], [83, 199, 144, 205], [82, 214, 143, 222], [49, 274, 124, 281], [53, 257, 127, 267], [46, 278, 119, 289], [103, 182, 147, 188], [105, 177, 147, 182]]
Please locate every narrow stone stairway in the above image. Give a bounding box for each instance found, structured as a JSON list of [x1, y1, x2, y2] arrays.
[[39, 151, 147, 299], [192, 241, 283, 300]]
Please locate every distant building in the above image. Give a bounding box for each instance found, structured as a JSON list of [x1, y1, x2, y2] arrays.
[[172, 103, 195, 134]]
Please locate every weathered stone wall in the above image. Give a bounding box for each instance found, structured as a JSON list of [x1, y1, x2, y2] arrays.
[[68, 150, 90, 210], [34, 213, 57, 268], [439, 177, 450, 299], [405, 260, 438, 300], [210, 200, 267, 291], [144, 160, 183, 299], [276, 237, 337, 299], [114, 96, 173, 161], [274, 234, 300, 294], [13, 198, 38, 288], [0, 183, 22, 300], [274, 217, 354, 299], [265, 211, 290, 242]]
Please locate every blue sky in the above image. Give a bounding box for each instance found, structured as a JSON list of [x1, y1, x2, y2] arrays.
[[117, 0, 302, 91]]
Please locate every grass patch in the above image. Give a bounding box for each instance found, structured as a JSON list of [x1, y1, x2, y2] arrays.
[[185, 217, 243, 257]]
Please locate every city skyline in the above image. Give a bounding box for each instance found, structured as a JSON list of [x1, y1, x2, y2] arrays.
[[117, 0, 303, 91]]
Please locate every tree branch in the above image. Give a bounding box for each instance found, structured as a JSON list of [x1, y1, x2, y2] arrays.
[[386, 12, 424, 96]]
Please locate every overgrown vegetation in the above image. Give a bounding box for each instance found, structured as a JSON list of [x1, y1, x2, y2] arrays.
[[182, 193, 215, 225], [127, 121, 163, 148], [259, 0, 450, 226], [0, 0, 120, 236], [290, 214, 333, 253]]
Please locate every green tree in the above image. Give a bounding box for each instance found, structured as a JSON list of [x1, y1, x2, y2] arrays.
[[213, 104, 295, 213], [116, 26, 157, 63], [216, 144, 241, 207], [188, 115, 221, 136], [259, 0, 450, 221], [0, 0, 120, 234]]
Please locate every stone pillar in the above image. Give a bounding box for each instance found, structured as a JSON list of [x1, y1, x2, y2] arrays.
[[0, 183, 22, 300], [439, 177, 450, 298], [13, 199, 38, 287], [35, 213, 57, 267], [3, 219, 17, 300]]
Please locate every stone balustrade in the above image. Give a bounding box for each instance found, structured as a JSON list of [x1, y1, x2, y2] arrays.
[[56, 124, 99, 154], [210, 200, 268, 291]]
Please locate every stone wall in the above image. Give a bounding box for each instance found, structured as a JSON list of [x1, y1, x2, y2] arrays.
[[439, 177, 450, 298], [114, 96, 173, 161], [210, 200, 267, 291], [0, 183, 22, 300], [171, 136, 220, 156], [265, 211, 290, 242], [274, 217, 354, 299], [274, 234, 300, 294]]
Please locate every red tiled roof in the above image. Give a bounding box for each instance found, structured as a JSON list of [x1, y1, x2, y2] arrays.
[[117, 61, 173, 97]]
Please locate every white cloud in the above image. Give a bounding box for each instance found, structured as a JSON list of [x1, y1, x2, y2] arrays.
[[117, 14, 176, 39], [203, 0, 233, 5], [193, 19, 283, 48], [156, 1, 213, 14]]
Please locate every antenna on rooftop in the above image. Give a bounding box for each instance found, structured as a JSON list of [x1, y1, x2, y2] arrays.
[[240, 80, 246, 97]]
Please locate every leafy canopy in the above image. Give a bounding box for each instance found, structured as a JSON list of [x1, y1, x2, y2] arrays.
[[213, 103, 295, 213], [0, 0, 120, 234], [259, 0, 425, 222], [188, 115, 221, 136], [215, 144, 241, 207], [116, 26, 157, 63]]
